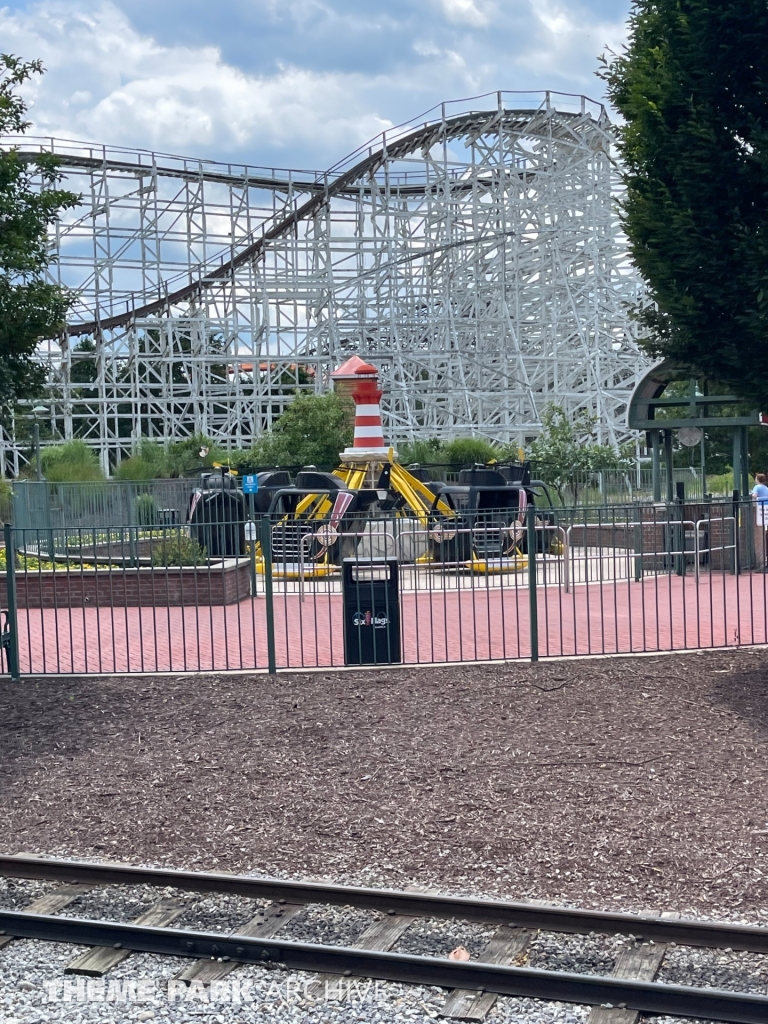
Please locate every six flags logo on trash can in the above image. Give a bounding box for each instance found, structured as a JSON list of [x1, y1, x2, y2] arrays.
[[352, 610, 389, 628]]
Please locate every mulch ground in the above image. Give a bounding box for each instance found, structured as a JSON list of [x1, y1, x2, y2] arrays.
[[2, 649, 768, 919]]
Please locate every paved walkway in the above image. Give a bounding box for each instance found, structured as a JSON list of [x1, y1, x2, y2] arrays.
[[7, 568, 767, 675]]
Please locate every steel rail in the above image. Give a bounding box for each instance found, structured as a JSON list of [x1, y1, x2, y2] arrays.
[[19, 151, 504, 198], [2, 855, 768, 954], [0, 910, 765, 1023], [15, 150, 328, 192], [64, 108, 602, 337]]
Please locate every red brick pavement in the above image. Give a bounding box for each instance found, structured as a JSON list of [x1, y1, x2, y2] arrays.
[[8, 571, 768, 674]]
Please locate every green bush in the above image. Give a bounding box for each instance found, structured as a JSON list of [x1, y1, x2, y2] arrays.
[[115, 436, 230, 480], [150, 533, 206, 567], [135, 494, 157, 525], [0, 478, 11, 524], [113, 455, 154, 481], [40, 440, 104, 482], [398, 438, 445, 466], [442, 437, 500, 467], [164, 435, 229, 477], [705, 471, 734, 496], [115, 439, 167, 480]]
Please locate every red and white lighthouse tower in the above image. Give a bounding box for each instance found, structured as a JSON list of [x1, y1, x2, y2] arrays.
[[331, 356, 393, 461]]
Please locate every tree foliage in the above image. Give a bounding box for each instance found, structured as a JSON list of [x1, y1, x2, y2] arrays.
[[0, 55, 79, 411], [527, 405, 631, 503], [600, 1, 768, 406], [234, 392, 353, 471]]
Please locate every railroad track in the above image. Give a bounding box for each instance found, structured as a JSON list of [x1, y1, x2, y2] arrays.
[[0, 854, 767, 1022]]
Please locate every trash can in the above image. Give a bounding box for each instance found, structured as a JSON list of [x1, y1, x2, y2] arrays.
[[342, 557, 401, 665], [189, 488, 245, 557]]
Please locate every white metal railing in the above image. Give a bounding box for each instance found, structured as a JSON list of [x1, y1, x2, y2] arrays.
[[264, 514, 740, 601], [693, 517, 737, 578], [290, 519, 570, 598], [565, 517, 738, 585]]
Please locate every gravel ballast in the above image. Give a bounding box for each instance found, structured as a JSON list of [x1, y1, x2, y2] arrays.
[[2, 647, 768, 1020]]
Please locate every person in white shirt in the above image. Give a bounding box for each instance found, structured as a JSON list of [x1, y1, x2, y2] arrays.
[[752, 473, 768, 569]]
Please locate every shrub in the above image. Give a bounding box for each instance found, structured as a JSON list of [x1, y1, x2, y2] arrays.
[[135, 494, 157, 525], [115, 439, 173, 480], [164, 435, 228, 477], [115, 436, 229, 480], [150, 533, 206, 567], [113, 455, 152, 481], [705, 471, 734, 497], [398, 438, 444, 466], [40, 440, 104, 482], [442, 437, 500, 467], [0, 478, 11, 524]]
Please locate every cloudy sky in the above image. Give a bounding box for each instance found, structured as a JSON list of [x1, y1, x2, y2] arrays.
[[0, 0, 631, 170]]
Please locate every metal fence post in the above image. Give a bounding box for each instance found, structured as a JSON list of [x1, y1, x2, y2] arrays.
[[526, 505, 539, 663], [2, 524, 20, 681], [633, 521, 643, 582], [260, 516, 277, 674], [732, 490, 740, 575], [247, 493, 258, 597]]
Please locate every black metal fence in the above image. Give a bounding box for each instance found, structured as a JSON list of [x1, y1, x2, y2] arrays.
[[1, 498, 765, 677]]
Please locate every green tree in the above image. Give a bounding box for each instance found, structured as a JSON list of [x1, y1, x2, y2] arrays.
[[235, 392, 353, 471], [528, 405, 630, 504], [0, 55, 79, 414], [600, 1, 768, 407]]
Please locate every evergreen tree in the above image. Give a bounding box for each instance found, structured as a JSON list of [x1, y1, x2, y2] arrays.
[[0, 55, 79, 412], [601, 2, 768, 407]]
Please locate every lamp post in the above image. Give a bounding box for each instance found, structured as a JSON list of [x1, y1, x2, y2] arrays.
[[31, 404, 48, 482]]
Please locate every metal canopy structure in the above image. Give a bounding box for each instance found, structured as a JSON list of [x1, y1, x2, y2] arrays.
[[627, 360, 764, 500], [1, 91, 651, 474]]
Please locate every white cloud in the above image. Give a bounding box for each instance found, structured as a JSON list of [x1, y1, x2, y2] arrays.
[[439, 0, 491, 28], [0, 0, 630, 167], [0, 1, 393, 161], [519, 0, 627, 85]]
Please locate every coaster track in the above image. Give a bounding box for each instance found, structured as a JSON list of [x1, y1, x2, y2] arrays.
[[0, 91, 651, 473]]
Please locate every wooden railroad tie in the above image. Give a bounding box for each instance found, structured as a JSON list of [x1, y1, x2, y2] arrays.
[[0, 883, 92, 951], [66, 899, 186, 976], [307, 911, 416, 1000], [175, 900, 305, 985], [587, 911, 677, 1024], [439, 926, 533, 1021]]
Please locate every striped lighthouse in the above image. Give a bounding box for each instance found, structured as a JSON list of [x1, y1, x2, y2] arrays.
[[331, 356, 393, 460]]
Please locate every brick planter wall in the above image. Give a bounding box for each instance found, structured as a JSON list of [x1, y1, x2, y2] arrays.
[[0, 559, 252, 608]]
